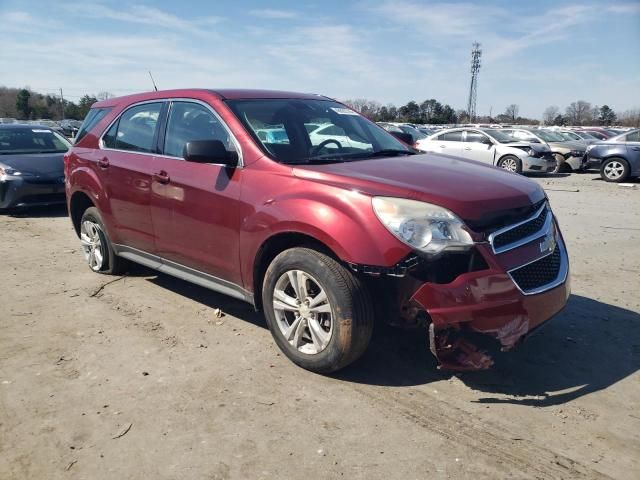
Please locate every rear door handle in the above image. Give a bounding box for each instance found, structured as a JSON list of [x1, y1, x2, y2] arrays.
[[464, 147, 472, 150], [632, 147, 640, 151], [439, 145, 446, 148], [98, 157, 109, 169], [153, 171, 170, 184]]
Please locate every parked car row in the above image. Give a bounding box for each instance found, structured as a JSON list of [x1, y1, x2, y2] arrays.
[[0, 118, 82, 138]]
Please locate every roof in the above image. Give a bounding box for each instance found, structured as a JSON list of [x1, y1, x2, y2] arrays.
[[94, 88, 330, 108], [0, 123, 54, 130]]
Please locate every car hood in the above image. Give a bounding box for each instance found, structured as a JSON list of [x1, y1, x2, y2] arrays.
[[292, 153, 545, 224], [0, 152, 65, 177], [501, 141, 550, 153], [546, 140, 586, 152]]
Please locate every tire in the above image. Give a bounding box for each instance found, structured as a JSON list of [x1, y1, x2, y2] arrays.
[[497, 155, 522, 174], [600, 157, 630, 183], [79, 207, 128, 275], [262, 247, 374, 373]]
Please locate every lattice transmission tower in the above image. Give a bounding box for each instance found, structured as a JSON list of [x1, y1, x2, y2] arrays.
[[466, 42, 482, 122]]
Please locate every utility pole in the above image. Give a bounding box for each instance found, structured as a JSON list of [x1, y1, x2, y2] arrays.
[[60, 88, 65, 120], [466, 42, 482, 122], [489, 106, 493, 120]]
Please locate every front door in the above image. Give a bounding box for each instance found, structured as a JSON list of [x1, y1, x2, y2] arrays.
[[461, 130, 496, 165], [150, 100, 243, 285], [99, 102, 164, 253]]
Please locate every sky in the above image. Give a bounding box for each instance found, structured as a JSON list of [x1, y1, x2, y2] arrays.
[[0, 0, 639, 118]]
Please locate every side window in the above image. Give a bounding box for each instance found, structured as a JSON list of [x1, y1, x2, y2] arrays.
[[316, 125, 345, 136], [442, 131, 462, 142], [103, 103, 162, 153], [625, 131, 640, 142], [76, 107, 112, 143], [163, 101, 235, 158], [464, 131, 486, 143]]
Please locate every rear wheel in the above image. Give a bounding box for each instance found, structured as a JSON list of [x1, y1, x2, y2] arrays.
[[498, 155, 522, 174], [600, 157, 629, 183], [79, 207, 128, 274], [262, 247, 373, 373]]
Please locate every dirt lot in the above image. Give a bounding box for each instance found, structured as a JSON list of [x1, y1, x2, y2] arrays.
[[1, 172, 639, 480]]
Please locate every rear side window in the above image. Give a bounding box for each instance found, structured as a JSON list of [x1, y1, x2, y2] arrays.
[[76, 107, 112, 143], [102, 103, 162, 153], [438, 131, 462, 142], [163, 101, 236, 158]]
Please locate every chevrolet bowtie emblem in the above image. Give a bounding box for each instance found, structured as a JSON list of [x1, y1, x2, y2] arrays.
[[539, 232, 557, 254]]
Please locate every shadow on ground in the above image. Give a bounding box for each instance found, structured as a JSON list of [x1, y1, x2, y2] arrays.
[[123, 263, 640, 406], [6, 204, 68, 218], [335, 294, 640, 405]]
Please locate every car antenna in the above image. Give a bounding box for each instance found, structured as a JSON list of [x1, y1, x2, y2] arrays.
[[148, 71, 159, 92]]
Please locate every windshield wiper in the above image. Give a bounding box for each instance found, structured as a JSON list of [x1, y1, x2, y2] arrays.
[[360, 149, 416, 158]]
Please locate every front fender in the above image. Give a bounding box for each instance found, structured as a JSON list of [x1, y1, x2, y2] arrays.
[[239, 176, 412, 292]]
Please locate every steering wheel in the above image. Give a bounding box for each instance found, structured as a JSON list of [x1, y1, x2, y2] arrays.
[[311, 139, 343, 156]]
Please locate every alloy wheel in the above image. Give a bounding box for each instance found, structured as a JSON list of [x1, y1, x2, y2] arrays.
[[501, 158, 518, 172], [603, 161, 625, 180], [80, 220, 106, 271], [272, 270, 333, 355]]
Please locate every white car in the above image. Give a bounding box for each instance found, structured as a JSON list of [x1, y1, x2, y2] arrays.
[[419, 128, 556, 174], [309, 123, 372, 151]]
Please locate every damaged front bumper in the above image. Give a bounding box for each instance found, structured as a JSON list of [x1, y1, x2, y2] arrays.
[[412, 230, 570, 371]]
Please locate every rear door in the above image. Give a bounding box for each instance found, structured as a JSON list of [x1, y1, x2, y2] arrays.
[[461, 130, 496, 165], [100, 102, 164, 253], [426, 130, 463, 155], [149, 100, 243, 284], [624, 131, 640, 163]]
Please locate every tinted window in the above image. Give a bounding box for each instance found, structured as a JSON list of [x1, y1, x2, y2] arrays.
[[104, 103, 162, 153], [442, 131, 462, 142], [625, 131, 640, 142], [76, 107, 112, 142], [464, 131, 487, 143], [163, 102, 235, 158], [316, 125, 345, 136]]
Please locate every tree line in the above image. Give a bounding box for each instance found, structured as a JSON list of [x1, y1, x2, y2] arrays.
[[541, 101, 640, 127], [2, 86, 639, 128], [0, 86, 114, 121]]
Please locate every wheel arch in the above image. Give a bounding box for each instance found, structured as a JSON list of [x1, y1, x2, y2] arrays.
[[69, 190, 96, 237], [251, 231, 338, 311]]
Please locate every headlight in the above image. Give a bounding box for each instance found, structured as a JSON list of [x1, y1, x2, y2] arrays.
[[0, 166, 21, 177], [568, 150, 585, 157], [372, 197, 473, 255], [527, 148, 539, 157], [586, 145, 595, 152]]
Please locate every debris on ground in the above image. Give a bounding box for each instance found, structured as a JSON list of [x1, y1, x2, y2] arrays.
[[112, 423, 133, 439]]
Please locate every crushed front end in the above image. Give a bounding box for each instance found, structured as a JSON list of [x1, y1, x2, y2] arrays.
[[355, 200, 570, 371]]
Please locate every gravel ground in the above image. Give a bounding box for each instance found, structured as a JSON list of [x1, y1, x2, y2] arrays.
[[0, 172, 639, 479]]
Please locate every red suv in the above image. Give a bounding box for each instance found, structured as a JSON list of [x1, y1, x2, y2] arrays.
[[65, 89, 570, 372]]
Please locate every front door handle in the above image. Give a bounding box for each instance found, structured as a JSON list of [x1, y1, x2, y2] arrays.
[[464, 147, 472, 150], [153, 171, 170, 184], [98, 157, 109, 169], [632, 147, 640, 151], [439, 145, 446, 148]]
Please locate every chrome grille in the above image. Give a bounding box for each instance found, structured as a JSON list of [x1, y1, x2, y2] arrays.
[[508, 240, 567, 295], [489, 202, 550, 254]]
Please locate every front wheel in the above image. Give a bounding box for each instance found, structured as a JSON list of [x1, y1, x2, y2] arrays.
[[262, 247, 373, 373], [600, 158, 630, 183], [498, 155, 522, 174]]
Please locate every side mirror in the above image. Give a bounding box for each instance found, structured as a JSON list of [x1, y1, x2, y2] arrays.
[[389, 131, 414, 145], [482, 137, 493, 146], [184, 140, 238, 167]]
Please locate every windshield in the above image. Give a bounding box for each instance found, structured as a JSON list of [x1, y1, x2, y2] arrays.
[[226, 99, 412, 164], [535, 130, 565, 142], [399, 125, 427, 139], [0, 128, 70, 154], [483, 129, 516, 143]]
